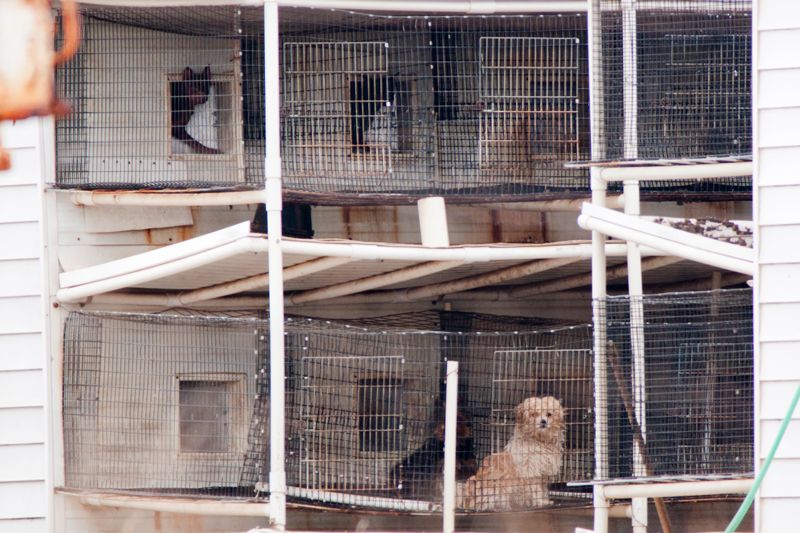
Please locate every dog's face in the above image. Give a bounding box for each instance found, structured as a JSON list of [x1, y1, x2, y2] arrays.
[[515, 396, 565, 442]]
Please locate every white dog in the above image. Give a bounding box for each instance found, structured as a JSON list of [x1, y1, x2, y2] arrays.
[[461, 396, 565, 511]]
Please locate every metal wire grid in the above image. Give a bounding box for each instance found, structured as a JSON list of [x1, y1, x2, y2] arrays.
[[596, 288, 753, 481], [280, 13, 592, 199], [63, 311, 266, 498], [592, 1, 752, 161], [591, 1, 752, 198], [54, 6, 593, 200], [63, 310, 593, 510]]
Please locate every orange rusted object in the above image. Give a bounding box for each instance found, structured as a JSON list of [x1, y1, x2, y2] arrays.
[[0, 0, 80, 170]]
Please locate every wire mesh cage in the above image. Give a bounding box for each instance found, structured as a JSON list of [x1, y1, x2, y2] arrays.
[[592, 0, 752, 162], [595, 288, 753, 482], [55, 6, 593, 201], [63, 310, 594, 511]]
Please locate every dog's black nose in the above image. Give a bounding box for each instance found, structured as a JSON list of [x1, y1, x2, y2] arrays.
[[538, 419, 548, 428]]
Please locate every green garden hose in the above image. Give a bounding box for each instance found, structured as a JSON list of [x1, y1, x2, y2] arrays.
[[724, 384, 800, 533]]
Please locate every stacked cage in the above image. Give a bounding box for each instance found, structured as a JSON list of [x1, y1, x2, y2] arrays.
[[595, 288, 754, 482], [63, 310, 594, 512], [591, 0, 752, 197], [55, 5, 593, 200]]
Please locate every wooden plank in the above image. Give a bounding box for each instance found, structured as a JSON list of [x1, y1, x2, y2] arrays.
[[0, 408, 44, 445], [0, 444, 46, 482], [0, 370, 44, 409], [84, 205, 193, 234]]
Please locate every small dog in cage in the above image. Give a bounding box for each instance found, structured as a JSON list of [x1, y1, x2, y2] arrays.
[[461, 396, 565, 511], [171, 66, 222, 155], [393, 408, 477, 500]]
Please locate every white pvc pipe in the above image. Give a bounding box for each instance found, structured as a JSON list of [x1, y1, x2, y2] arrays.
[[623, 181, 648, 533], [597, 161, 753, 182], [509, 255, 681, 298], [62, 491, 270, 517], [599, 478, 753, 500], [285, 486, 438, 512], [57, 238, 260, 303], [60, 221, 253, 289], [288, 260, 462, 304], [69, 189, 267, 207], [264, 1, 286, 529], [279, 239, 656, 262], [178, 255, 351, 305], [418, 197, 450, 247], [578, 215, 754, 276], [442, 361, 458, 533]]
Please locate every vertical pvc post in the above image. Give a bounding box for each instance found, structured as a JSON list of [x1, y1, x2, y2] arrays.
[[264, 0, 286, 529], [588, 1, 609, 531], [443, 361, 459, 533], [620, 0, 646, 527], [418, 196, 450, 247]]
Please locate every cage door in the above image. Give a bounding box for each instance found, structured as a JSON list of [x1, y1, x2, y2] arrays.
[[298, 354, 406, 492], [478, 37, 581, 177], [282, 41, 392, 180]]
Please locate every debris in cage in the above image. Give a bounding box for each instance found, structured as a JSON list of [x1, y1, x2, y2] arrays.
[[462, 396, 565, 511], [652, 217, 753, 247]]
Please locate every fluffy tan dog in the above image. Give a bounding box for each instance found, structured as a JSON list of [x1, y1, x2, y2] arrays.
[[461, 396, 565, 511]]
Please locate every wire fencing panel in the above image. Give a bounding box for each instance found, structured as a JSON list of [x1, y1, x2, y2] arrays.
[[597, 288, 753, 481], [63, 310, 594, 511], [591, 1, 752, 196], [55, 6, 592, 200]]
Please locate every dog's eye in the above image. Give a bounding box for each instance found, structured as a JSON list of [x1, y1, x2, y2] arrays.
[[546, 412, 552, 417]]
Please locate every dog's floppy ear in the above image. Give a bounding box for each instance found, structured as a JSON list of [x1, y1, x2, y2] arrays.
[[515, 401, 526, 423]]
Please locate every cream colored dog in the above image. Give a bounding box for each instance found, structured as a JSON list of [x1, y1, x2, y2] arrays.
[[461, 396, 565, 511]]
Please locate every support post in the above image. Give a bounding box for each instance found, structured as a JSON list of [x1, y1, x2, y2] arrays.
[[442, 361, 459, 533], [264, 0, 286, 529], [588, 0, 609, 531]]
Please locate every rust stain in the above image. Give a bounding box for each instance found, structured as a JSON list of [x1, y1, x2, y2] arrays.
[[153, 511, 162, 532], [341, 207, 352, 240], [538, 212, 549, 243], [144, 228, 153, 245], [490, 209, 502, 243]]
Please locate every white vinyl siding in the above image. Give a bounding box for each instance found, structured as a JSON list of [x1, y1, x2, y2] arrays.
[[0, 119, 49, 533], [755, 2, 800, 531]]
